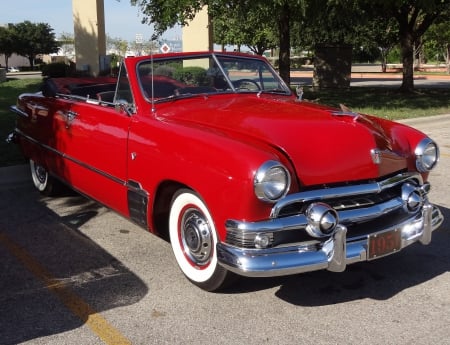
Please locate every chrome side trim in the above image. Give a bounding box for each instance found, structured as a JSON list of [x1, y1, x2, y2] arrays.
[[218, 204, 443, 278], [10, 105, 29, 118], [6, 132, 16, 144], [15, 129, 126, 187]]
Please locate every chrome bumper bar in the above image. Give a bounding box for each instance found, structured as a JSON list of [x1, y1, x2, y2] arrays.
[[217, 204, 444, 278]]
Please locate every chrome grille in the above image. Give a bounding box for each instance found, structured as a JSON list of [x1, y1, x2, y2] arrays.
[[225, 172, 426, 249]]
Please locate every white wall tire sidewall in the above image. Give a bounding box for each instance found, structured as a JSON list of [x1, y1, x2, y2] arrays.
[[30, 159, 48, 192], [169, 191, 218, 284]]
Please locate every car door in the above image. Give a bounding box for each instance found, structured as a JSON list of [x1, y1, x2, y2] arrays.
[[53, 100, 132, 215]]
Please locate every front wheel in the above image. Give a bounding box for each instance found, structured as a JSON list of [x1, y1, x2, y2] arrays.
[[169, 189, 234, 291], [30, 159, 60, 196]]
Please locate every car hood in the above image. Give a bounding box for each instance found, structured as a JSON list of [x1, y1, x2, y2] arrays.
[[159, 95, 408, 186]]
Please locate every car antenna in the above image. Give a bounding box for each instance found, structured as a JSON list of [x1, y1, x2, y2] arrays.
[[150, 35, 158, 114]]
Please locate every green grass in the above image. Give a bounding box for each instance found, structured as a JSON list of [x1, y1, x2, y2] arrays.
[[302, 87, 450, 120], [1, 78, 449, 167], [0, 78, 43, 167]]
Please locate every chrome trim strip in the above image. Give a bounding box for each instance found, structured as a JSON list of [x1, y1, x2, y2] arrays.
[[270, 172, 422, 218], [218, 204, 443, 277], [10, 105, 29, 118], [15, 129, 126, 187], [226, 196, 405, 234]]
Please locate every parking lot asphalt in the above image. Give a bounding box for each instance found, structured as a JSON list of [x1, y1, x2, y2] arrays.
[[1, 114, 449, 345], [0, 163, 29, 185]]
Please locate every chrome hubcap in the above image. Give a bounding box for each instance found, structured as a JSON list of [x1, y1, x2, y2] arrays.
[[34, 164, 47, 184], [181, 209, 213, 266]]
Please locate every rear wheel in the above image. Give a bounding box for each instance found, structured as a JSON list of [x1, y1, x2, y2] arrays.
[[30, 159, 60, 196], [169, 189, 234, 291]]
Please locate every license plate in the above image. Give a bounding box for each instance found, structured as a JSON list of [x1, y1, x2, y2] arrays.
[[368, 229, 402, 260]]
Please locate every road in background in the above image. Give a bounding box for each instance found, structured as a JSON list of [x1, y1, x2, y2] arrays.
[[291, 64, 450, 88]]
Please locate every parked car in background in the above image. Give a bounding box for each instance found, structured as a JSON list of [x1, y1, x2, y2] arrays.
[[9, 51, 444, 291], [7, 67, 19, 72]]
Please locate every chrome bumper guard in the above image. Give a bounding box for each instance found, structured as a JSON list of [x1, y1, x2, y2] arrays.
[[217, 203, 444, 277]]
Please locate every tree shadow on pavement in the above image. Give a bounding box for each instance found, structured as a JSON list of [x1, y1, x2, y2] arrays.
[[0, 183, 148, 345]]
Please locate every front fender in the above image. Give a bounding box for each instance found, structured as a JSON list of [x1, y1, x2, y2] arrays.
[[127, 115, 290, 240]]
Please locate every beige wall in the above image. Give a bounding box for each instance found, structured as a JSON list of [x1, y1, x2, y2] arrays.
[[182, 6, 213, 52], [72, 0, 106, 76]]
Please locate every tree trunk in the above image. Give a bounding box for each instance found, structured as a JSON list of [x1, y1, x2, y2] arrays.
[[399, 28, 415, 92], [380, 48, 388, 73], [446, 44, 450, 74], [28, 56, 34, 70], [278, 3, 290, 85], [3, 54, 9, 69]]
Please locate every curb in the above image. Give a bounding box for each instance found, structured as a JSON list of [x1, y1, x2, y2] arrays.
[[398, 113, 450, 126]]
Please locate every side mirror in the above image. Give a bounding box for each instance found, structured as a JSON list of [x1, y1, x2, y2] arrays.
[[115, 99, 135, 115]]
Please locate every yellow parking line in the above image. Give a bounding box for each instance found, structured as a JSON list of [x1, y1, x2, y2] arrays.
[[0, 232, 132, 345]]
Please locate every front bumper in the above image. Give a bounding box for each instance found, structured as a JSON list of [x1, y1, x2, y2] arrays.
[[217, 203, 443, 277]]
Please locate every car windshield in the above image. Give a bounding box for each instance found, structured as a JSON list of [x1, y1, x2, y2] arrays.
[[137, 53, 291, 102]]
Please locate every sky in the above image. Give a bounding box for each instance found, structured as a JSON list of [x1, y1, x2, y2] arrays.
[[1, 0, 181, 42]]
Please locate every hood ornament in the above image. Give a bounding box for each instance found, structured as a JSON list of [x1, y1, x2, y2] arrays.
[[371, 149, 382, 164], [295, 86, 304, 101], [331, 104, 360, 122]]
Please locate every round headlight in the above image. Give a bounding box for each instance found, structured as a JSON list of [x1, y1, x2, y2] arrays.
[[415, 138, 439, 172], [254, 161, 291, 202]]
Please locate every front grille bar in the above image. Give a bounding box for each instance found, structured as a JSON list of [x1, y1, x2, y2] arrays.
[[270, 172, 422, 218]]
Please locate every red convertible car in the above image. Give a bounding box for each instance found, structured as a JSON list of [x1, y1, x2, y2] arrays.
[[9, 51, 443, 291]]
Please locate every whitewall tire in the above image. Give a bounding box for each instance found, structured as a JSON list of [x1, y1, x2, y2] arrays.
[[30, 159, 59, 196], [169, 189, 232, 291]]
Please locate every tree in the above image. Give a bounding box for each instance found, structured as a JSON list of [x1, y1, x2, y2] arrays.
[[210, 2, 278, 55], [58, 32, 75, 58], [12, 21, 60, 69], [107, 36, 129, 57], [296, 0, 449, 90], [424, 20, 450, 74], [129, 0, 449, 89], [130, 0, 204, 39], [0, 24, 15, 70], [364, 0, 450, 91], [130, 0, 305, 84], [355, 17, 399, 72], [211, 1, 305, 82]]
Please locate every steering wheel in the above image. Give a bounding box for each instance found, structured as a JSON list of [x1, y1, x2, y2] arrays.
[[232, 79, 261, 91]]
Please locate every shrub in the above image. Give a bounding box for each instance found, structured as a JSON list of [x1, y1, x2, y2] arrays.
[[41, 62, 70, 77], [173, 66, 208, 86]]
